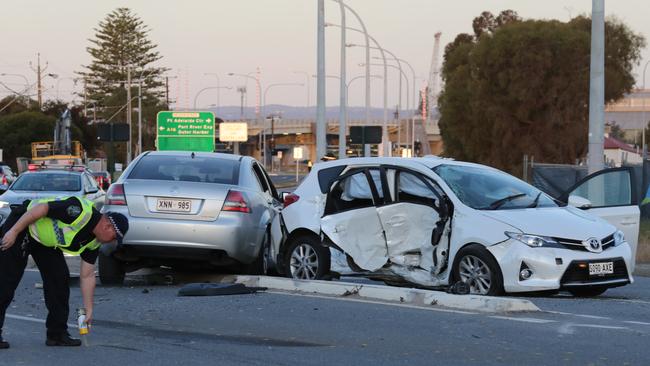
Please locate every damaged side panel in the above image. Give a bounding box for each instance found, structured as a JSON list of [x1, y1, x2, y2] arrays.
[[321, 207, 388, 271], [377, 203, 438, 258]]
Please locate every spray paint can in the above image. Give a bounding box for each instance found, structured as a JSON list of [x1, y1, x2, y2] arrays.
[[77, 308, 89, 335]]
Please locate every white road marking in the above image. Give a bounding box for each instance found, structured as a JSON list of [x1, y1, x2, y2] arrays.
[[572, 324, 628, 330], [266, 290, 479, 315], [623, 320, 650, 326], [489, 316, 556, 324], [544, 310, 611, 320], [6, 313, 76, 328]]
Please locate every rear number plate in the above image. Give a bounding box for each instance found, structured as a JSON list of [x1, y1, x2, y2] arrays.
[[156, 199, 191, 212], [589, 262, 613, 276]]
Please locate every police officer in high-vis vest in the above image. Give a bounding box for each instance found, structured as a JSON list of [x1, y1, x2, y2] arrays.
[[0, 196, 128, 348]]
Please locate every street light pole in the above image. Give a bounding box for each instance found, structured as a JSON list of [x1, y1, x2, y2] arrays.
[[587, 0, 605, 173], [337, 0, 347, 159], [367, 61, 409, 154], [316, 0, 327, 162], [641, 60, 650, 159], [348, 40, 388, 156], [263, 82, 304, 171], [204, 73, 221, 116], [335, 1, 370, 133], [229, 72, 263, 158], [193, 86, 233, 110], [292, 70, 310, 108]]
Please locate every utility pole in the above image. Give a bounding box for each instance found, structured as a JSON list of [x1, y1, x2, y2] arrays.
[[138, 80, 142, 156], [29, 53, 48, 108], [587, 0, 605, 173], [126, 67, 132, 164], [165, 76, 170, 107]]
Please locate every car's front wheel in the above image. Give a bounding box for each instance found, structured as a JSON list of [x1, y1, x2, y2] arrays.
[[567, 286, 608, 297], [452, 244, 504, 296], [98, 251, 125, 285], [283, 234, 330, 280]]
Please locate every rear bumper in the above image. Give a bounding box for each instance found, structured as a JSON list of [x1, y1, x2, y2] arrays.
[[101, 205, 265, 264]]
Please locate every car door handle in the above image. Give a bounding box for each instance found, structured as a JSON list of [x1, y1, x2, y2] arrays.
[[620, 220, 637, 226]]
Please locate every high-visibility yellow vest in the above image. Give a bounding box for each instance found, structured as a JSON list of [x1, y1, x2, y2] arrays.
[[27, 197, 100, 255]]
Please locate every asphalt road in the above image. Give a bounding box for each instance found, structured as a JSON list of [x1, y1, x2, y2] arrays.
[[2, 269, 650, 366]]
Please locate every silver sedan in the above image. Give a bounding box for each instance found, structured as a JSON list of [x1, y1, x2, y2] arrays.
[[99, 151, 281, 285]]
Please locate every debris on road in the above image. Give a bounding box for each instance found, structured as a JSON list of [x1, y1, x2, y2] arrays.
[[177, 283, 267, 297]]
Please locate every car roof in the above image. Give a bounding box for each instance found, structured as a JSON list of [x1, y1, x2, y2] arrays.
[[142, 150, 244, 161], [311, 156, 491, 172], [22, 169, 84, 176]]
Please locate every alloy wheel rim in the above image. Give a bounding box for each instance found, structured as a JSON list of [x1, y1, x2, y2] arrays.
[[289, 244, 319, 279], [458, 255, 492, 295]]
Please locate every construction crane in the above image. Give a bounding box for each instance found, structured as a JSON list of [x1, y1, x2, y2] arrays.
[[427, 32, 442, 121]]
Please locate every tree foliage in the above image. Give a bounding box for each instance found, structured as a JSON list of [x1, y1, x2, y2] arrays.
[[0, 112, 56, 168], [438, 11, 645, 174], [77, 7, 168, 161]]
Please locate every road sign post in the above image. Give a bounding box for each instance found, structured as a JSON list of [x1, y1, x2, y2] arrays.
[[219, 122, 247, 156], [156, 111, 215, 152], [293, 147, 303, 182]]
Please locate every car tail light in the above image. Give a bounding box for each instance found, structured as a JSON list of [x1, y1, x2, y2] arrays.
[[283, 193, 300, 208], [222, 190, 250, 213], [1, 175, 6, 186], [106, 183, 127, 206]]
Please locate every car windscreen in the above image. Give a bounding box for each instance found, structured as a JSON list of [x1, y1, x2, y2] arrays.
[[11, 173, 81, 192], [128, 155, 239, 185], [432, 164, 558, 210]]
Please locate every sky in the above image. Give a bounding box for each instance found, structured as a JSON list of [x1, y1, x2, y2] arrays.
[[1, 0, 649, 112]]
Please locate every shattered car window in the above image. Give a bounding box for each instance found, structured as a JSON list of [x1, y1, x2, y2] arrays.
[[341, 169, 383, 201], [432, 164, 557, 210]]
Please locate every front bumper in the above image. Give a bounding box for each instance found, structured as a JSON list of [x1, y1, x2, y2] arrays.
[[487, 239, 633, 293]]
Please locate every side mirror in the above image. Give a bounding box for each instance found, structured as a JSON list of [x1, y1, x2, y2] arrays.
[[568, 195, 592, 209], [86, 188, 99, 194]]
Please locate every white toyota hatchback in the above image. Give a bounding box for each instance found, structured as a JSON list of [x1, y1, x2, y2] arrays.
[[268, 157, 639, 296]]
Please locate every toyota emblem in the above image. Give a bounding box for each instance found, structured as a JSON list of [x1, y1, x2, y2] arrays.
[[585, 237, 602, 253]]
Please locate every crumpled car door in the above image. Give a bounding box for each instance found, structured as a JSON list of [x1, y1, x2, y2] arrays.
[[377, 169, 447, 273], [320, 169, 389, 271]]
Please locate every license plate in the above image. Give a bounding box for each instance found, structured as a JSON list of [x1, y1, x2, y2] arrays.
[[589, 262, 613, 276], [156, 198, 191, 213]]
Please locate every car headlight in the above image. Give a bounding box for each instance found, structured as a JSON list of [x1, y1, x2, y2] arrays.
[[505, 232, 559, 248], [614, 230, 625, 246], [0, 201, 9, 209]]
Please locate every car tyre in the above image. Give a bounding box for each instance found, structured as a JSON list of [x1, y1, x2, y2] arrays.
[[283, 234, 330, 280], [452, 244, 504, 296], [567, 286, 608, 297], [242, 232, 268, 275], [98, 252, 125, 286]]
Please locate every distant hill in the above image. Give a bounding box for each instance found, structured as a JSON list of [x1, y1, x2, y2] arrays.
[[205, 105, 436, 120]]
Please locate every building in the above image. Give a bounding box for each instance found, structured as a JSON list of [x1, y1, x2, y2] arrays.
[[603, 135, 642, 167]]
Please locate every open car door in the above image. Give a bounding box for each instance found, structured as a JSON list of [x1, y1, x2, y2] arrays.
[[321, 168, 389, 271], [377, 168, 450, 274], [560, 167, 640, 268]]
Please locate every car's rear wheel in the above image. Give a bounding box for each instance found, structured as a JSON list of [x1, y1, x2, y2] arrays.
[[284, 234, 330, 280], [567, 286, 608, 297], [98, 252, 125, 285], [243, 231, 270, 275], [452, 244, 504, 296]]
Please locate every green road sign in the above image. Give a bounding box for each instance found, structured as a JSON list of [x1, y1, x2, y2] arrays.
[[156, 111, 215, 152]]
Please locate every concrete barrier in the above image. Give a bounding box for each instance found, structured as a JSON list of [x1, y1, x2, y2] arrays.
[[222, 275, 540, 313]]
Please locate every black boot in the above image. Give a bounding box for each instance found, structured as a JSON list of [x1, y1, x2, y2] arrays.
[[0, 332, 9, 349], [45, 332, 81, 347]]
